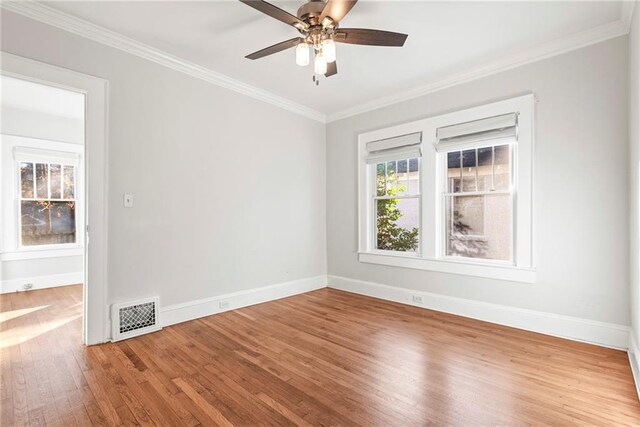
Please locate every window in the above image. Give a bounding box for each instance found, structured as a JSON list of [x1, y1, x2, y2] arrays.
[[444, 144, 512, 262], [19, 161, 77, 246], [358, 95, 534, 283], [374, 158, 420, 252], [363, 132, 422, 255]]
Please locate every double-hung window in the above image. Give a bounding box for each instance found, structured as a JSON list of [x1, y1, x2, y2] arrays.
[[14, 146, 81, 248], [365, 133, 422, 254], [358, 95, 534, 282], [436, 113, 516, 263]]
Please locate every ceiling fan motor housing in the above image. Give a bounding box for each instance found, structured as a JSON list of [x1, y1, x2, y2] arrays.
[[297, 0, 327, 25]]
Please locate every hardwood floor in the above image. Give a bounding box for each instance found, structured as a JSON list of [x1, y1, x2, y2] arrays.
[[1, 285, 639, 426]]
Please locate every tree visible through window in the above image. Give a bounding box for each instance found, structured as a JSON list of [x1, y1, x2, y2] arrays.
[[20, 161, 76, 246], [375, 158, 420, 252]]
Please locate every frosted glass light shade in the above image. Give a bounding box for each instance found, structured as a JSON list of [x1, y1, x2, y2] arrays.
[[314, 51, 327, 74], [296, 43, 310, 66], [323, 39, 336, 63]]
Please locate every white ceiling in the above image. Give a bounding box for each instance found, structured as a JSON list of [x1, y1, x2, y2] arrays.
[[44, 1, 626, 116], [0, 75, 85, 119]]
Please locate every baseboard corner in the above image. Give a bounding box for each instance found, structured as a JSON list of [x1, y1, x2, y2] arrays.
[[628, 330, 640, 401]]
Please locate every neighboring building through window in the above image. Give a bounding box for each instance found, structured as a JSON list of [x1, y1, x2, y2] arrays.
[[19, 161, 77, 246], [444, 144, 512, 261]]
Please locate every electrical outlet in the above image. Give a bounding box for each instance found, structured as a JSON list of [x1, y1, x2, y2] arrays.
[[123, 194, 134, 208], [23, 283, 34, 291], [412, 295, 423, 304], [219, 300, 230, 310]]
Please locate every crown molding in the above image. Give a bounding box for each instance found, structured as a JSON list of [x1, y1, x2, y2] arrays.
[[621, 1, 636, 32], [326, 17, 631, 123], [0, 0, 327, 123]]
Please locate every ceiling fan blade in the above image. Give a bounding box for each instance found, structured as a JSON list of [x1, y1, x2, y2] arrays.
[[325, 61, 338, 77], [245, 37, 303, 60], [319, 0, 357, 25], [239, 0, 309, 30], [335, 28, 408, 47]]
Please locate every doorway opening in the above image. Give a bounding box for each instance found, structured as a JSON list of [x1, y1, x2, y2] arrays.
[[1, 52, 108, 345], [1, 75, 87, 345]]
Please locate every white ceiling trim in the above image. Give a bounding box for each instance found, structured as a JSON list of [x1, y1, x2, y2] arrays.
[[326, 16, 631, 122], [622, 1, 636, 32], [1, 0, 327, 123]]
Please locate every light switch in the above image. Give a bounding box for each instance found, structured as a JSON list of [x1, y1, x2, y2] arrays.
[[123, 194, 134, 208]]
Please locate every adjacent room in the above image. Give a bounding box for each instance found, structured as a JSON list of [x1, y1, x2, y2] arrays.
[[1, 0, 639, 425]]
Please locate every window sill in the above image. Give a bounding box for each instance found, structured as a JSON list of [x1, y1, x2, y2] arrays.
[[1, 246, 84, 261], [358, 252, 535, 283]]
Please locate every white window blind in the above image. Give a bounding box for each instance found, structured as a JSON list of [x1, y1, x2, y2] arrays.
[[14, 146, 80, 166], [435, 113, 517, 153], [365, 132, 422, 164]]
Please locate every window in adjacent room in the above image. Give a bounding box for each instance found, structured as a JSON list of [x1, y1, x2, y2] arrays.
[[19, 161, 77, 246]]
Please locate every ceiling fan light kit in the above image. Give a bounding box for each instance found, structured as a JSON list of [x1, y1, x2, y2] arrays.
[[240, 0, 408, 79]]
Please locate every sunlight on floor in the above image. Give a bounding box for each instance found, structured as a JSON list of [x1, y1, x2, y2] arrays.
[[0, 313, 81, 348], [0, 305, 48, 323]]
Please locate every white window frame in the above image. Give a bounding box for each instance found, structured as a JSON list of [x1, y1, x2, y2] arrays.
[[17, 158, 80, 249], [357, 94, 535, 283], [440, 143, 514, 265]]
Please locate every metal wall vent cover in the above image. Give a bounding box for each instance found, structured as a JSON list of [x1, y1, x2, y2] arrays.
[[111, 297, 161, 341]]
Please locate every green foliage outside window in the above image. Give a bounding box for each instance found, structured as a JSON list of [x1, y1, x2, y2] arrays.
[[376, 164, 419, 252]]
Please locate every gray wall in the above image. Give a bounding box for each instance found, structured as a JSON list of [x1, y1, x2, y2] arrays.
[[327, 36, 630, 325], [1, 11, 327, 306], [3, 257, 82, 279], [630, 5, 640, 346], [1, 106, 84, 145]]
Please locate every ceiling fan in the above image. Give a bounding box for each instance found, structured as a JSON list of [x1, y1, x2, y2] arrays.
[[239, 0, 408, 79]]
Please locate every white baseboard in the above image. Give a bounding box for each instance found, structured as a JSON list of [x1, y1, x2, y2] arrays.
[[328, 275, 629, 350], [160, 275, 328, 327], [1, 271, 83, 294], [629, 331, 640, 400]]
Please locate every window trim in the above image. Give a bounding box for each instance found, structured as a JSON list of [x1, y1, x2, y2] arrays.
[[357, 94, 535, 283], [0, 247, 83, 261]]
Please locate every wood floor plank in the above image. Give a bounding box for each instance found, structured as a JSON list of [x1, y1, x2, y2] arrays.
[[173, 376, 235, 427], [1, 285, 639, 426]]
